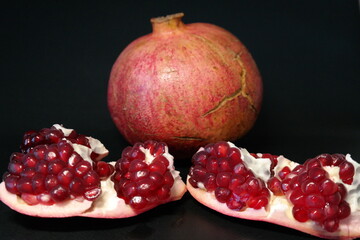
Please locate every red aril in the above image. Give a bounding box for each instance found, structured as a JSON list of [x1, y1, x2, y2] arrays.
[[187, 141, 360, 239], [107, 13, 262, 158]]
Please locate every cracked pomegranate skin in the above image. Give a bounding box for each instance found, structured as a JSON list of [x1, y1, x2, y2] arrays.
[[107, 13, 263, 157]]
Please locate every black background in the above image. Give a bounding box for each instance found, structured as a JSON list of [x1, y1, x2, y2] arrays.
[[0, 0, 359, 239]]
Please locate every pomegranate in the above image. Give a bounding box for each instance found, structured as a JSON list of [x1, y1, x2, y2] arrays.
[[107, 13, 262, 157], [187, 141, 360, 239], [0, 124, 186, 218]]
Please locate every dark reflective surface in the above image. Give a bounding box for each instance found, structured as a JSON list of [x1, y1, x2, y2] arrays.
[[1, 0, 359, 239]]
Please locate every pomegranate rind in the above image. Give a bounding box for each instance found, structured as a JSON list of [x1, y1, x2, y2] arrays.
[[0, 182, 93, 217]]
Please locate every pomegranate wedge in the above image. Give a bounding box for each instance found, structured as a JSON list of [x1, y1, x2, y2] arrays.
[[187, 141, 360, 239], [0, 125, 186, 218]]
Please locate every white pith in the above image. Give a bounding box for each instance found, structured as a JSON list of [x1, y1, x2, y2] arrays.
[[187, 142, 360, 239], [53, 124, 109, 159]]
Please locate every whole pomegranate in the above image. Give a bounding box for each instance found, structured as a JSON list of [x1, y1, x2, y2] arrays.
[[107, 13, 263, 157]]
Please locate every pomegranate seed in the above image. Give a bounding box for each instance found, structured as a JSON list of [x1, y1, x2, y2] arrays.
[[21, 193, 39, 205], [153, 155, 169, 167], [149, 161, 167, 174], [216, 172, 232, 188], [157, 185, 171, 200], [69, 178, 85, 196], [316, 154, 332, 166], [95, 161, 114, 180], [130, 169, 150, 182], [82, 170, 100, 188], [45, 129, 64, 143], [10, 152, 25, 162], [206, 157, 219, 173], [50, 185, 69, 202], [203, 173, 217, 191], [339, 161, 355, 184], [35, 160, 48, 174], [75, 135, 89, 147], [123, 182, 137, 199], [214, 141, 230, 158], [278, 166, 291, 180], [308, 208, 325, 222], [289, 189, 305, 206], [84, 187, 101, 200], [305, 194, 326, 208], [163, 171, 174, 186], [136, 178, 154, 196], [247, 195, 269, 209], [190, 165, 207, 182], [218, 158, 232, 172], [246, 177, 263, 195], [45, 174, 59, 191], [32, 145, 47, 160], [324, 203, 339, 219], [319, 179, 338, 196], [228, 175, 246, 191], [292, 206, 308, 222], [58, 141, 74, 162], [192, 151, 208, 167], [325, 192, 342, 205], [16, 177, 33, 193], [228, 148, 242, 166], [148, 172, 165, 188], [57, 168, 75, 186], [129, 147, 145, 160], [129, 159, 147, 172], [337, 183, 347, 200], [308, 167, 327, 183], [215, 187, 231, 203], [32, 173, 46, 194], [331, 154, 345, 166], [67, 152, 83, 168], [267, 177, 283, 195], [37, 193, 54, 205], [153, 142, 166, 157], [8, 160, 24, 175], [23, 154, 38, 168], [75, 161, 92, 177], [44, 147, 60, 161], [129, 196, 148, 209], [322, 218, 339, 232], [226, 194, 245, 211], [233, 163, 248, 176], [4, 174, 20, 194], [338, 201, 351, 219], [301, 180, 319, 194], [48, 159, 66, 175]]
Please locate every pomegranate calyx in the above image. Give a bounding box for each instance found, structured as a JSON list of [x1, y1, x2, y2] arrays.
[[150, 13, 185, 34]]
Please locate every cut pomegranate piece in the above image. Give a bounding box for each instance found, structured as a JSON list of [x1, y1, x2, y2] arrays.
[[187, 142, 360, 239], [0, 125, 186, 218], [83, 140, 186, 218]]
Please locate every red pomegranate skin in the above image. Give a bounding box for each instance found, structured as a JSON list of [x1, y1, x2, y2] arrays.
[[108, 13, 263, 157]]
